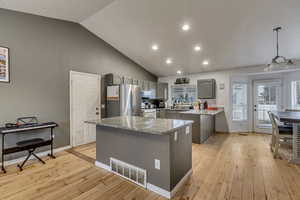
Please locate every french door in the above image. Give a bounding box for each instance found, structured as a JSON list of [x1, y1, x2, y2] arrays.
[[253, 80, 282, 133]]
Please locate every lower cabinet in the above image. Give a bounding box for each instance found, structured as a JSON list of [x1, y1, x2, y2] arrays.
[[178, 114, 201, 143], [200, 115, 215, 143], [156, 109, 165, 118], [164, 110, 181, 119], [163, 110, 215, 144]]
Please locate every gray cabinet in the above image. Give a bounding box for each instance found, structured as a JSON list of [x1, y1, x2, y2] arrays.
[[197, 79, 216, 99], [157, 82, 168, 100], [105, 73, 122, 85], [200, 115, 215, 143], [138, 80, 143, 88], [156, 109, 166, 118], [105, 74, 157, 93], [179, 114, 200, 143], [149, 81, 157, 90], [163, 110, 215, 144], [140, 80, 149, 91], [164, 110, 181, 119], [123, 77, 133, 84], [132, 79, 139, 85]]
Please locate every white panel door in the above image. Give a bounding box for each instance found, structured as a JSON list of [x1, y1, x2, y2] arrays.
[[71, 71, 100, 147], [253, 80, 282, 133]]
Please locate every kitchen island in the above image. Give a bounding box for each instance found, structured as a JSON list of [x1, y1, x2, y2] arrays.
[[86, 116, 193, 199], [164, 108, 224, 143]]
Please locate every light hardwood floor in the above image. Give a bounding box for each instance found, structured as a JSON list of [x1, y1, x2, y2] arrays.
[[0, 133, 300, 200]]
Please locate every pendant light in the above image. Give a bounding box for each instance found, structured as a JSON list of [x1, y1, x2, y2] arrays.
[[265, 27, 294, 72]]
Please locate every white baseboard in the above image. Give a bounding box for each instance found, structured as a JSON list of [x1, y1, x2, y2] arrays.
[[1, 145, 72, 167], [170, 169, 193, 197], [95, 160, 111, 171], [94, 160, 192, 199], [147, 183, 171, 199], [147, 169, 193, 199]]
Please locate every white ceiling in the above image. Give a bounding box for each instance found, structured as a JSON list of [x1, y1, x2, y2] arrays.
[[0, 0, 116, 22], [1, 0, 300, 77]]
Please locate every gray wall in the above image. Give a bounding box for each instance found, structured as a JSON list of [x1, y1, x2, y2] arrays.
[[0, 8, 156, 160]]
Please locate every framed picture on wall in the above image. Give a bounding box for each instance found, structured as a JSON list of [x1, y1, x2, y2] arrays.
[[0, 46, 10, 83]]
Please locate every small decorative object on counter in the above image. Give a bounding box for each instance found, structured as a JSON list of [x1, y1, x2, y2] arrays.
[[204, 101, 208, 110]]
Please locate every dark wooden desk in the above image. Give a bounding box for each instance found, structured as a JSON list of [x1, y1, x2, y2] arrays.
[[0, 122, 58, 173], [274, 111, 300, 164]]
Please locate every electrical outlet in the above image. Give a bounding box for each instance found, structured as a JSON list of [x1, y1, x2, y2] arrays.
[[155, 159, 160, 170], [186, 126, 190, 135]]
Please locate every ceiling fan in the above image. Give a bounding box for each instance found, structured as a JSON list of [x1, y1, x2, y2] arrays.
[[264, 26, 294, 72]]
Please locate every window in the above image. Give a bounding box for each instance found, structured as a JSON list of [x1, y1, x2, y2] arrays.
[[232, 82, 248, 121], [171, 85, 197, 104], [291, 81, 300, 109]]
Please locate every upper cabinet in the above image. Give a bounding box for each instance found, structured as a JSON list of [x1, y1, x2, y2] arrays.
[[105, 73, 122, 85], [149, 81, 157, 91], [197, 79, 216, 99], [157, 82, 169, 100], [132, 79, 139, 85], [123, 77, 133, 85], [104, 74, 158, 94], [143, 80, 149, 91]]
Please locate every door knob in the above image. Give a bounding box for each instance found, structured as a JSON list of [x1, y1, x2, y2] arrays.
[[96, 112, 99, 115]]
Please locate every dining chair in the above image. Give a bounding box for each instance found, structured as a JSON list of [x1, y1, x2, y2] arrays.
[[268, 111, 293, 158]]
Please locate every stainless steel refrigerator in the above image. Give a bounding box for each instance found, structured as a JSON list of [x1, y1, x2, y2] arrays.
[[106, 84, 142, 117]]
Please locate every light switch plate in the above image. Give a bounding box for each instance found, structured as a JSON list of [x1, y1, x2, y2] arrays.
[[155, 159, 160, 170], [219, 83, 225, 90], [186, 126, 190, 134]]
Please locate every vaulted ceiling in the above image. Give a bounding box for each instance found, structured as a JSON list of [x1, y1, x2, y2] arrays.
[[0, 0, 116, 22], [1, 0, 300, 77]]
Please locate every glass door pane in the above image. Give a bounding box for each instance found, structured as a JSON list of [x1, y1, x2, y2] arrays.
[[254, 80, 282, 133]]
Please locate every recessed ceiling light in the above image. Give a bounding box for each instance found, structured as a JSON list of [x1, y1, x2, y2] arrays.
[[194, 45, 201, 51], [203, 60, 209, 65], [151, 44, 159, 51], [177, 70, 182, 75], [182, 24, 190, 31], [166, 58, 172, 64]]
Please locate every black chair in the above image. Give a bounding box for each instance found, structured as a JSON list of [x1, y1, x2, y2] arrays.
[[278, 124, 293, 133], [16, 138, 46, 171]]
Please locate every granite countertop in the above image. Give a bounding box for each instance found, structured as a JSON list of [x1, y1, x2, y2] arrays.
[[165, 108, 191, 111], [85, 116, 193, 135], [180, 109, 224, 115]]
